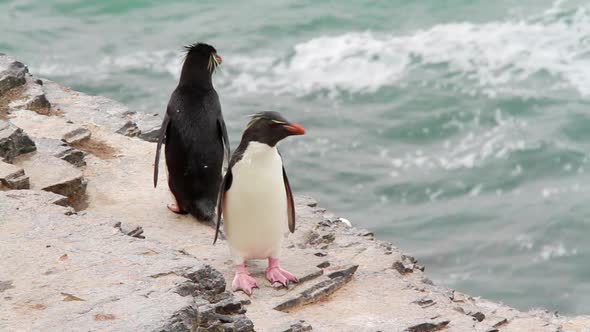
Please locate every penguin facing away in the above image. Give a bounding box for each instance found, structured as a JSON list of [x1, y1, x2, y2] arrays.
[[154, 43, 230, 222], [215, 111, 305, 295]]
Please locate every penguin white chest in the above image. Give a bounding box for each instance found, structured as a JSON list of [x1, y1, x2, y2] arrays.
[[224, 142, 288, 260]]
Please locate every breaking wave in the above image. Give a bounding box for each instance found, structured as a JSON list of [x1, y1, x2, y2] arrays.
[[219, 3, 590, 97], [36, 3, 590, 99]]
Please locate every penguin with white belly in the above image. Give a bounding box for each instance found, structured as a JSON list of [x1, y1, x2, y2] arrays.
[[215, 111, 305, 295]]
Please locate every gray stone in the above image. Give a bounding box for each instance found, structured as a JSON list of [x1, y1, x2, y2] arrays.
[[40, 79, 162, 142], [449, 290, 471, 303], [325, 264, 358, 279], [470, 311, 485, 322], [490, 317, 508, 328], [307, 231, 335, 246], [0, 280, 14, 293], [191, 301, 254, 332], [14, 151, 86, 199], [393, 254, 425, 275], [8, 76, 50, 113], [62, 127, 91, 144], [180, 265, 227, 301], [282, 320, 313, 332], [163, 282, 254, 332], [139, 125, 161, 142], [393, 261, 415, 275], [405, 320, 450, 332], [413, 298, 436, 308], [0, 120, 36, 163], [55, 148, 86, 167], [298, 267, 324, 283], [157, 303, 198, 332], [113, 221, 145, 239], [116, 120, 141, 137], [0, 190, 253, 332], [316, 261, 330, 268], [4, 189, 70, 207], [0, 55, 27, 94], [35, 138, 86, 167], [274, 265, 358, 312], [294, 195, 317, 207], [0, 161, 29, 189]]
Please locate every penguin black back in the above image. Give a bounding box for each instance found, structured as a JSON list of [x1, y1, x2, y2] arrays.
[[154, 42, 230, 222]]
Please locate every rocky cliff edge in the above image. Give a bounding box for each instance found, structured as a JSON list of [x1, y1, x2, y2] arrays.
[[1, 54, 589, 332]]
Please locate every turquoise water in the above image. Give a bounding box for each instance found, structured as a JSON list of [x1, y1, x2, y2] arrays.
[[3, 0, 590, 314]]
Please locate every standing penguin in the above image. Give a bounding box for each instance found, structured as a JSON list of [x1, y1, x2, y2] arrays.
[[154, 43, 230, 221], [215, 111, 305, 295]]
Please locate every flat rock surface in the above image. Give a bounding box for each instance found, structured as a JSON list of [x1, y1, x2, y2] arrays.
[[2, 55, 590, 331], [34, 137, 86, 167], [40, 78, 161, 142], [0, 190, 251, 332], [62, 127, 91, 144], [14, 147, 85, 199]]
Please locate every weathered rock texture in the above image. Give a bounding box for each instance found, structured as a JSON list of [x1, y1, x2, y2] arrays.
[[0, 119, 36, 162], [0, 54, 27, 94], [1, 54, 590, 331], [0, 161, 29, 189], [0, 190, 252, 332]]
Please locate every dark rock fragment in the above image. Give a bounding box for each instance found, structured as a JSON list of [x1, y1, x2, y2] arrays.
[[0, 280, 14, 293], [36, 138, 86, 167], [405, 320, 450, 332], [180, 265, 226, 300], [0, 56, 27, 94], [113, 222, 145, 239], [470, 311, 485, 322], [0, 161, 29, 189], [393, 254, 425, 275], [116, 120, 141, 137], [412, 298, 436, 308], [62, 127, 91, 145], [274, 265, 358, 312], [0, 120, 36, 162], [317, 261, 330, 268], [138, 125, 160, 142], [282, 320, 313, 332]]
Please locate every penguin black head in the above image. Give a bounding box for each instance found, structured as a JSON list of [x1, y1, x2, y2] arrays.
[[179, 42, 222, 88], [242, 111, 306, 147]]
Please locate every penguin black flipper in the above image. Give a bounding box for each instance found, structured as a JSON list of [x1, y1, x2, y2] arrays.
[[217, 117, 230, 163], [215, 146, 243, 244], [153, 106, 172, 188], [214, 167, 233, 244], [282, 165, 296, 233]]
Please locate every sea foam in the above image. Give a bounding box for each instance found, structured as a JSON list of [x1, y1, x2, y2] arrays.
[[35, 3, 590, 99], [218, 3, 590, 97]]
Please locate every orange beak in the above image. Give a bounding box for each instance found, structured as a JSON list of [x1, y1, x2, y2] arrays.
[[284, 122, 306, 135]]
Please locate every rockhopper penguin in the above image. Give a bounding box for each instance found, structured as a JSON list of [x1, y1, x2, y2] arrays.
[[215, 111, 305, 295], [154, 43, 230, 221]]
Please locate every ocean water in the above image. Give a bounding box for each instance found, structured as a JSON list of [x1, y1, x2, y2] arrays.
[[2, 0, 590, 314]]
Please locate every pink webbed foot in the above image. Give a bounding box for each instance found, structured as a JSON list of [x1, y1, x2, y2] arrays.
[[167, 203, 187, 215], [232, 264, 258, 295], [265, 257, 299, 287]]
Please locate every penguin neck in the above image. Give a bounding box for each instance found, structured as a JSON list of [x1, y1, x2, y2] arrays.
[[239, 141, 279, 163], [178, 58, 213, 90], [241, 130, 284, 148]]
